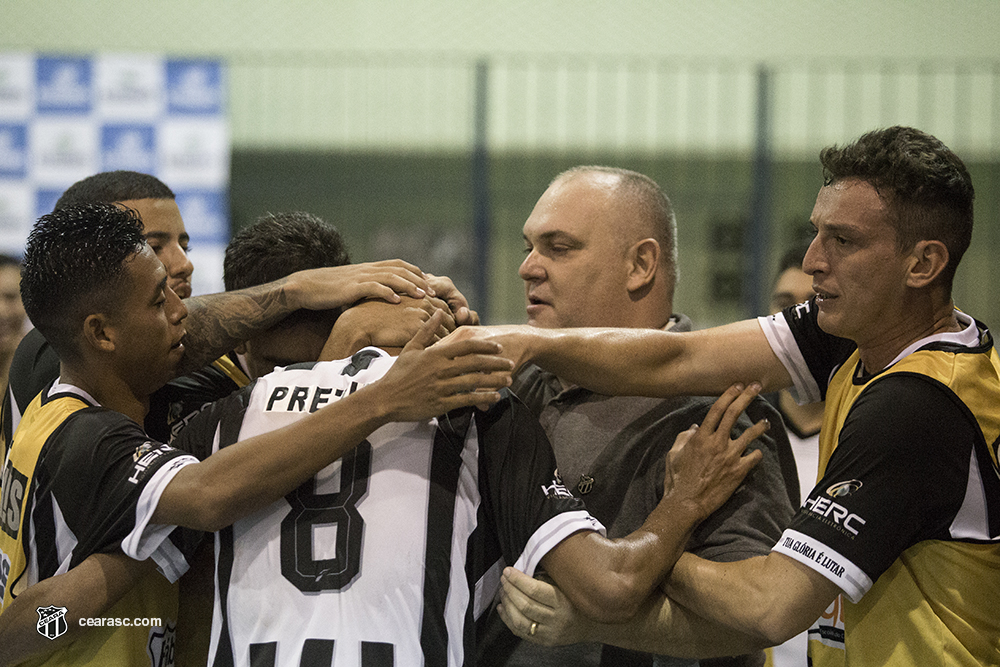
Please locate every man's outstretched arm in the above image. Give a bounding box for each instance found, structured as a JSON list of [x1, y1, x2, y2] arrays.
[[449, 319, 793, 399], [178, 260, 433, 374]]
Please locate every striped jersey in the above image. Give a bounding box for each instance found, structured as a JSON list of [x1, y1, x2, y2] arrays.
[[760, 301, 1000, 666], [0, 380, 200, 666], [174, 348, 603, 667]]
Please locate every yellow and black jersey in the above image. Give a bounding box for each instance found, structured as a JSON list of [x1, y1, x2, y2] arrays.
[[2, 328, 250, 451], [0, 381, 200, 666], [760, 302, 1000, 667]]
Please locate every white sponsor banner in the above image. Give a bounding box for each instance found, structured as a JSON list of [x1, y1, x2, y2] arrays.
[[0, 53, 228, 293], [0, 182, 32, 253], [159, 118, 229, 188], [0, 53, 34, 120], [96, 54, 164, 120], [28, 117, 99, 186]]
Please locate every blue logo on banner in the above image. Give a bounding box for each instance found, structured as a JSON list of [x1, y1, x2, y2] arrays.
[[36, 57, 92, 113], [174, 189, 229, 243], [35, 189, 64, 221], [167, 61, 222, 114], [0, 125, 27, 179], [101, 124, 156, 172]]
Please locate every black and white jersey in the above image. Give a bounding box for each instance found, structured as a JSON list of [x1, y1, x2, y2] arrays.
[[175, 348, 603, 667]]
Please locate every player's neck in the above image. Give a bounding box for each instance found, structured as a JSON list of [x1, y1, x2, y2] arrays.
[[856, 301, 961, 373], [60, 362, 150, 424]]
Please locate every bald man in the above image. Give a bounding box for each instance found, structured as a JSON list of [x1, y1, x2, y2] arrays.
[[480, 167, 796, 667]]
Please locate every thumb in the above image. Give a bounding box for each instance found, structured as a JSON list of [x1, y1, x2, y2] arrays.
[[402, 309, 446, 353]]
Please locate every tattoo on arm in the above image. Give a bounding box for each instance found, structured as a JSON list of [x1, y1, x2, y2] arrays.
[[178, 280, 295, 374]]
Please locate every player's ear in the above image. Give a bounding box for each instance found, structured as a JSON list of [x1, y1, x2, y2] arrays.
[[626, 238, 660, 293], [906, 239, 950, 289], [234, 341, 249, 356], [83, 313, 115, 353]]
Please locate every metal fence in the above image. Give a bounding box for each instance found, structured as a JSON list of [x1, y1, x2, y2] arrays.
[[226, 54, 1000, 325], [229, 54, 1000, 158]]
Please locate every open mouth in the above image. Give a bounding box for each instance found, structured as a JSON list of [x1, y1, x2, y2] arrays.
[[527, 293, 549, 307], [814, 289, 836, 303]]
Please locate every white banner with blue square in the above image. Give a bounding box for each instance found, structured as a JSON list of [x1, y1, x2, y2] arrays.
[[0, 52, 229, 295]]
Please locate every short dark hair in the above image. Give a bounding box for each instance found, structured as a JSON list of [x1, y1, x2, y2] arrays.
[[224, 211, 351, 330], [556, 166, 679, 286], [21, 203, 145, 360], [55, 171, 174, 210], [820, 126, 974, 291]]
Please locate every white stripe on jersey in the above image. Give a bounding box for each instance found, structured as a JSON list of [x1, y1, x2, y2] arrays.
[[949, 447, 992, 540], [50, 495, 77, 575], [444, 417, 482, 666], [758, 312, 823, 404], [513, 509, 605, 577], [124, 451, 199, 581], [6, 384, 21, 443], [772, 528, 872, 602]]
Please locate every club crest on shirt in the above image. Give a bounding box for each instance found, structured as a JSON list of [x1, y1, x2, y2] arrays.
[[147, 621, 175, 667], [36, 605, 68, 640]]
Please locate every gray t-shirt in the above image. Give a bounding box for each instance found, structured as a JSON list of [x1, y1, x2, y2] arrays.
[[478, 315, 796, 667]]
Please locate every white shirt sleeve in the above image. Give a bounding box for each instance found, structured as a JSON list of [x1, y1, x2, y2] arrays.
[[121, 454, 199, 583], [757, 312, 823, 404], [512, 510, 606, 577]]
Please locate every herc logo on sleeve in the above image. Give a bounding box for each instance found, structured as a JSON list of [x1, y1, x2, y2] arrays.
[[36, 605, 68, 640]]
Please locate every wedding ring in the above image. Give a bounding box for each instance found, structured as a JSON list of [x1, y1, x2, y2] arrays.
[[529, 621, 538, 637]]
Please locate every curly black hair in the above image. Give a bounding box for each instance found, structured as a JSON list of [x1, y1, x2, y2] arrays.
[[21, 203, 145, 360]]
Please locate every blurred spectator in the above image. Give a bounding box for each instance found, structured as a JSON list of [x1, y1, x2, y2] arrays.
[[0, 254, 28, 393]]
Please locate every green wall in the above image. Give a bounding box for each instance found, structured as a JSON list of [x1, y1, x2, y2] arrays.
[[231, 151, 1000, 331]]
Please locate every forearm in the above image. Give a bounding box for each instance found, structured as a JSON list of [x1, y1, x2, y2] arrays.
[[320, 317, 372, 360], [153, 383, 390, 531], [586, 589, 769, 658], [0, 555, 153, 667], [527, 320, 789, 396], [667, 552, 836, 646], [178, 280, 300, 374], [545, 496, 703, 623]]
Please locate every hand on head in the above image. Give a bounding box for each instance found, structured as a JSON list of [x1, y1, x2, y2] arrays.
[[373, 311, 514, 422]]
